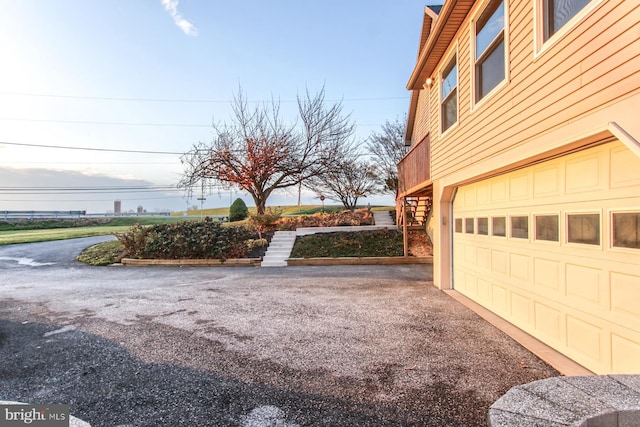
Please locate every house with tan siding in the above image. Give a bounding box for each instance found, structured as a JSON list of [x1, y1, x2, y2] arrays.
[[398, 0, 640, 374]]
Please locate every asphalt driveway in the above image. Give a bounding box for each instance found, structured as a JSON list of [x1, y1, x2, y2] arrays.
[[0, 237, 558, 426]]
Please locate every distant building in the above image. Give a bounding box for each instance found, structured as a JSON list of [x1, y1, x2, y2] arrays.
[[114, 200, 121, 214]]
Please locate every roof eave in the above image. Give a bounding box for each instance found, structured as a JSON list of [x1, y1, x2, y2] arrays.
[[406, 1, 475, 91]]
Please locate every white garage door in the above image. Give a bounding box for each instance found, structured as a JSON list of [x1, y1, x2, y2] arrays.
[[452, 140, 640, 374]]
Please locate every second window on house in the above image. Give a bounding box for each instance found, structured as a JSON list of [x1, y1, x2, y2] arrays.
[[475, 0, 505, 103], [441, 54, 458, 132], [542, 0, 591, 42]]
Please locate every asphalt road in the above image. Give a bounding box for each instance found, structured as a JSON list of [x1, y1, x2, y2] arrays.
[[0, 237, 558, 426]]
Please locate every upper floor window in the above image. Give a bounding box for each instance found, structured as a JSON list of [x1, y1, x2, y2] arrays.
[[441, 54, 458, 133], [474, 0, 505, 103], [543, 0, 590, 41]]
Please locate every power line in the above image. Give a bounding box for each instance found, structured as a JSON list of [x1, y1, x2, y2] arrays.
[[0, 117, 211, 128], [0, 90, 408, 104], [0, 185, 177, 190], [0, 195, 186, 202], [0, 161, 178, 165], [0, 117, 384, 128], [0, 140, 183, 155]]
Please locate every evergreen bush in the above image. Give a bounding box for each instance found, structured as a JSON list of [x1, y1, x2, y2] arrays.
[[229, 198, 249, 222]]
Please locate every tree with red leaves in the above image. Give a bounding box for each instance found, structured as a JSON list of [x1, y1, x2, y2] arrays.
[[180, 87, 355, 215]]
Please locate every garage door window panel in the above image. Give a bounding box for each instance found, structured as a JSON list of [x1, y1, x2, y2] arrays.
[[612, 212, 640, 250], [511, 215, 529, 239], [535, 214, 560, 242], [465, 218, 475, 234], [455, 218, 463, 233], [478, 217, 489, 235], [492, 216, 507, 237], [567, 213, 600, 245]]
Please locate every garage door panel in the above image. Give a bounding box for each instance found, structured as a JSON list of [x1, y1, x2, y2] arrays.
[[566, 316, 604, 365], [566, 153, 604, 193], [534, 258, 561, 291], [492, 285, 509, 315], [612, 334, 640, 373], [491, 249, 508, 276], [509, 173, 530, 201], [566, 264, 602, 305], [509, 253, 530, 281], [452, 140, 640, 374], [534, 165, 562, 198], [611, 145, 640, 187], [477, 278, 492, 303], [510, 292, 532, 325], [534, 302, 562, 342], [610, 272, 640, 322]]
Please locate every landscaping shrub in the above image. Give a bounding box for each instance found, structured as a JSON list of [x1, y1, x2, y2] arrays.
[[247, 208, 282, 238], [115, 217, 256, 259], [276, 209, 374, 230], [229, 198, 249, 222]]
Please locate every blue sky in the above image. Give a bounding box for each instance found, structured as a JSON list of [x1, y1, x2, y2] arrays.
[[0, 1, 442, 212]]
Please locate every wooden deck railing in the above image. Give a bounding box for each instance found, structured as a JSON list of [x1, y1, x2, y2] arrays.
[[397, 135, 430, 196]]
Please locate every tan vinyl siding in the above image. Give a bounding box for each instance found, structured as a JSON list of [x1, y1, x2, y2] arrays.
[[411, 88, 431, 145], [425, 0, 640, 181]]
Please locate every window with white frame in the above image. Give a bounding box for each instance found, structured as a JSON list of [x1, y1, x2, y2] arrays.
[[441, 53, 458, 133], [542, 0, 591, 42], [474, 0, 505, 103], [612, 212, 640, 249], [567, 212, 600, 245]]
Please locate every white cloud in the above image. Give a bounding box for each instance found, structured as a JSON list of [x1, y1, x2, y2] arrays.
[[161, 0, 198, 36]]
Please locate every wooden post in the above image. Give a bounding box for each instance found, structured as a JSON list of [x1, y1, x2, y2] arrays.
[[403, 198, 409, 257]]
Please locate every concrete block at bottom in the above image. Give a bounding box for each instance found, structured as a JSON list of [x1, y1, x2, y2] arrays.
[[487, 408, 570, 427], [619, 409, 640, 427], [563, 376, 640, 411], [522, 377, 616, 421], [490, 388, 581, 425]]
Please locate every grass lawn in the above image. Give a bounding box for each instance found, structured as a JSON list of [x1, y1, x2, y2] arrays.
[[0, 217, 199, 245], [290, 229, 404, 258]]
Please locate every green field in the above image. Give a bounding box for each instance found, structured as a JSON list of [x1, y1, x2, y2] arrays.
[[0, 205, 394, 245], [0, 217, 195, 245]]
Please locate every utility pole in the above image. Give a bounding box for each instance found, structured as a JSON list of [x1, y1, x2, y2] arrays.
[[197, 180, 206, 219]]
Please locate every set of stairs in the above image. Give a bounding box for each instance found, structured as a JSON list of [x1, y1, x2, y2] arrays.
[[261, 211, 396, 267], [372, 211, 394, 226], [398, 197, 432, 228], [261, 231, 297, 267]]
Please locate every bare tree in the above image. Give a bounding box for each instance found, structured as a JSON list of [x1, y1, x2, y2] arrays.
[[366, 117, 409, 198], [305, 155, 380, 211], [179, 87, 355, 215]]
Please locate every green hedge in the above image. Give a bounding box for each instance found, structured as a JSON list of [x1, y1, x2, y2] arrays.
[[116, 217, 256, 259]]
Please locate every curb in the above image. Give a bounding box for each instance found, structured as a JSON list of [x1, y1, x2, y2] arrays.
[[287, 256, 433, 266], [121, 258, 262, 267]]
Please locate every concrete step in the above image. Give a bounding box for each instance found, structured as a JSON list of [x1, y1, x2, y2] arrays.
[[373, 211, 394, 226], [261, 260, 288, 267], [261, 230, 297, 267], [268, 241, 295, 248]]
